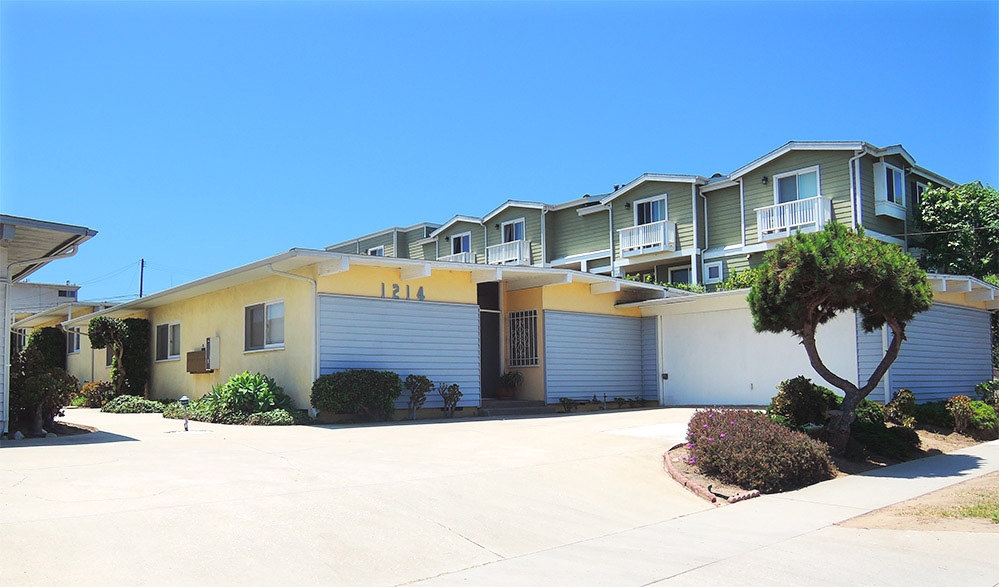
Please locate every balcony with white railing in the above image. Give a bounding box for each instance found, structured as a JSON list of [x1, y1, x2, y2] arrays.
[[618, 220, 677, 257], [755, 195, 832, 242], [438, 251, 476, 263], [486, 240, 532, 265]]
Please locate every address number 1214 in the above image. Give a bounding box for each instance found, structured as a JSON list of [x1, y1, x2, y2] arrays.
[[381, 283, 426, 301]]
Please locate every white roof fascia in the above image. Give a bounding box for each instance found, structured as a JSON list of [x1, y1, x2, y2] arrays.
[[482, 200, 546, 222], [871, 144, 916, 166], [548, 196, 600, 211], [577, 204, 611, 217], [909, 165, 957, 188], [598, 174, 708, 205], [12, 301, 112, 329], [700, 179, 739, 193], [727, 141, 868, 180], [428, 215, 483, 238]]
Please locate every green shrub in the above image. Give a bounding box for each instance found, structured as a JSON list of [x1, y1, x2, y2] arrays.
[[947, 395, 974, 434], [686, 409, 835, 493], [886, 389, 916, 427], [201, 372, 292, 416], [404, 374, 432, 420], [975, 379, 999, 406], [970, 401, 998, 437], [855, 399, 886, 425], [913, 401, 953, 428], [718, 267, 760, 291], [102, 395, 165, 414], [849, 420, 920, 460], [11, 368, 78, 434], [559, 397, 577, 413], [437, 381, 462, 418], [79, 381, 116, 408], [768, 376, 840, 428], [244, 409, 296, 426], [310, 370, 402, 421], [24, 327, 67, 371]]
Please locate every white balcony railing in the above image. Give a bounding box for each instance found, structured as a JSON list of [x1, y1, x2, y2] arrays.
[[755, 195, 832, 241], [618, 220, 677, 257], [486, 240, 531, 265], [438, 251, 476, 263]]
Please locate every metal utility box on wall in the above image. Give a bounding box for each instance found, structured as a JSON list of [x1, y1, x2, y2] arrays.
[[186, 350, 209, 374]]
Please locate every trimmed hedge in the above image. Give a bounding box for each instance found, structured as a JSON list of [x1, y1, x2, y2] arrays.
[[913, 401, 953, 428], [768, 376, 840, 428], [102, 395, 165, 414], [79, 381, 116, 408], [310, 370, 402, 421], [849, 420, 920, 460], [687, 409, 835, 493]]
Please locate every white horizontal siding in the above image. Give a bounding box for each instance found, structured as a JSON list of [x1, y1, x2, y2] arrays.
[[318, 295, 480, 409], [544, 311, 648, 402]]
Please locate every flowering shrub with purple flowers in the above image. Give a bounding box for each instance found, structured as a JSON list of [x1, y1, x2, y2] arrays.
[[686, 409, 835, 493]]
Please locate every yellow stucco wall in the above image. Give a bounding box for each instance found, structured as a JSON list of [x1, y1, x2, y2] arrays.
[[503, 286, 545, 401], [145, 276, 314, 407], [315, 265, 478, 304], [540, 281, 643, 317]]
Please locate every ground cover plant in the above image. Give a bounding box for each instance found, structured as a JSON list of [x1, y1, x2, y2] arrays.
[[163, 372, 301, 425], [685, 409, 835, 493], [102, 395, 165, 414]]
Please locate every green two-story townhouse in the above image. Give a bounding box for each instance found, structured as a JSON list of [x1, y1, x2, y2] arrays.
[[326, 223, 439, 259], [699, 141, 956, 288]]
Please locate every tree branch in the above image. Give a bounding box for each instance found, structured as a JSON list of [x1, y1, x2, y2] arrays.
[[859, 318, 905, 396], [800, 326, 858, 394]]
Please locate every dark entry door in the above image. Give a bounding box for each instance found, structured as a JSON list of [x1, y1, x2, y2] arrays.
[[478, 283, 501, 399]]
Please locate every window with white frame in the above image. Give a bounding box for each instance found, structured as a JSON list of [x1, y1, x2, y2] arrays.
[[245, 300, 284, 351], [367, 246, 384, 256], [874, 162, 906, 206], [774, 167, 819, 204], [66, 328, 81, 354], [704, 261, 723, 284], [106, 346, 114, 367], [508, 309, 539, 367], [155, 322, 181, 361], [912, 181, 928, 212], [502, 218, 525, 243], [451, 232, 471, 255], [634, 196, 667, 225], [668, 266, 691, 285]]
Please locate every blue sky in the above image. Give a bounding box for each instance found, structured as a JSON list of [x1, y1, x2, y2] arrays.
[[3, 1, 997, 302]]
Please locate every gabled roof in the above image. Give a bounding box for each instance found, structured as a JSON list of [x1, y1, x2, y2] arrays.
[[62, 249, 683, 327], [324, 222, 439, 251], [726, 141, 916, 181], [482, 200, 547, 222], [598, 173, 708, 205], [428, 215, 483, 238], [0, 215, 97, 282], [910, 165, 957, 188]]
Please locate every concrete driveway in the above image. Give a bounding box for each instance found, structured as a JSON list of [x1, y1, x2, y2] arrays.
[[0, 407, 706, 585]]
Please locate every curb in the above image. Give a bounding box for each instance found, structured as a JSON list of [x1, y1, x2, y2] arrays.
[[663, 443, 761, 505]]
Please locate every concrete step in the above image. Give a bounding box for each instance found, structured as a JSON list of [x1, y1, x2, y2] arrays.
[[478, 404, 558, 418], [480, 399, 546, 409]]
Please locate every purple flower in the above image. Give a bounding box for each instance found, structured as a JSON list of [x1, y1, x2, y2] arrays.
[[729, 421, 735, 425], [703, 424, 709, 428], [720, 433, 726, 438], [708, 413, 714, 418], [707, 437, 713, 441], [685, 443, 693, 449]]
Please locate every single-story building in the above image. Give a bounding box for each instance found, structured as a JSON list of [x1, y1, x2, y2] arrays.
[[61, 249, 677, 411]]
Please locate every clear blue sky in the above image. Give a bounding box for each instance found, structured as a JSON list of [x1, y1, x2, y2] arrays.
[[3, 1, 997, 302]]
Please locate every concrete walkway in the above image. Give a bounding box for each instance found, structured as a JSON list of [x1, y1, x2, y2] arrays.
[[1, 408, 997, 586]]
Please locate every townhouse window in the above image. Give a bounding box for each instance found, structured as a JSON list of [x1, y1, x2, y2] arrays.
[[873, 162, 906, 219], [774, 167, 819, 203], [155, 322, 181, 361], [452, 232, 471, 255], [704, 262, 723, 285], [635, 196, 667, 225], [912, 181, 928, 214], [58, 289, 77, 298], [245, 300, 284, 351], [508, 309, 539, 367], [66, 328, 81, 354], [502, 219, 525, 242], [668, 266, 691, 285], [367, 246, 384, 256]]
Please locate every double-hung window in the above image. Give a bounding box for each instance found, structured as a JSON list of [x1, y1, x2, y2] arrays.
[[635, 196, 666, 225], [452, 232, 471, 255], [873, 162, 906, 219], [155, 322, 181, 361], [502, 219, 525, 243], [775, 167, 819, 203], [245, 300, 284, 351]]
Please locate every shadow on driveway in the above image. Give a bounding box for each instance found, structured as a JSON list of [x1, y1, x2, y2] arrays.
[[1, 430, 138, 448]]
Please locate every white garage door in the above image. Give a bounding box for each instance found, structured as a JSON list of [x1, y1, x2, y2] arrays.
[[318, 295, 480, 408]]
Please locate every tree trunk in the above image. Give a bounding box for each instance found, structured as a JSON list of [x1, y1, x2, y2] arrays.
[[826, 391, 862, 454], [30, 404, 45, 437]]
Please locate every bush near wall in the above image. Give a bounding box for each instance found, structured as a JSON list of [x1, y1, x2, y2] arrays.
[[79, 381, 116, 408], [767, 376, 840, 428], [686, 409, 835, 493], [310, 370, 402, 421], [161, 372, 302, 426], [102, 395, 165, 414]]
